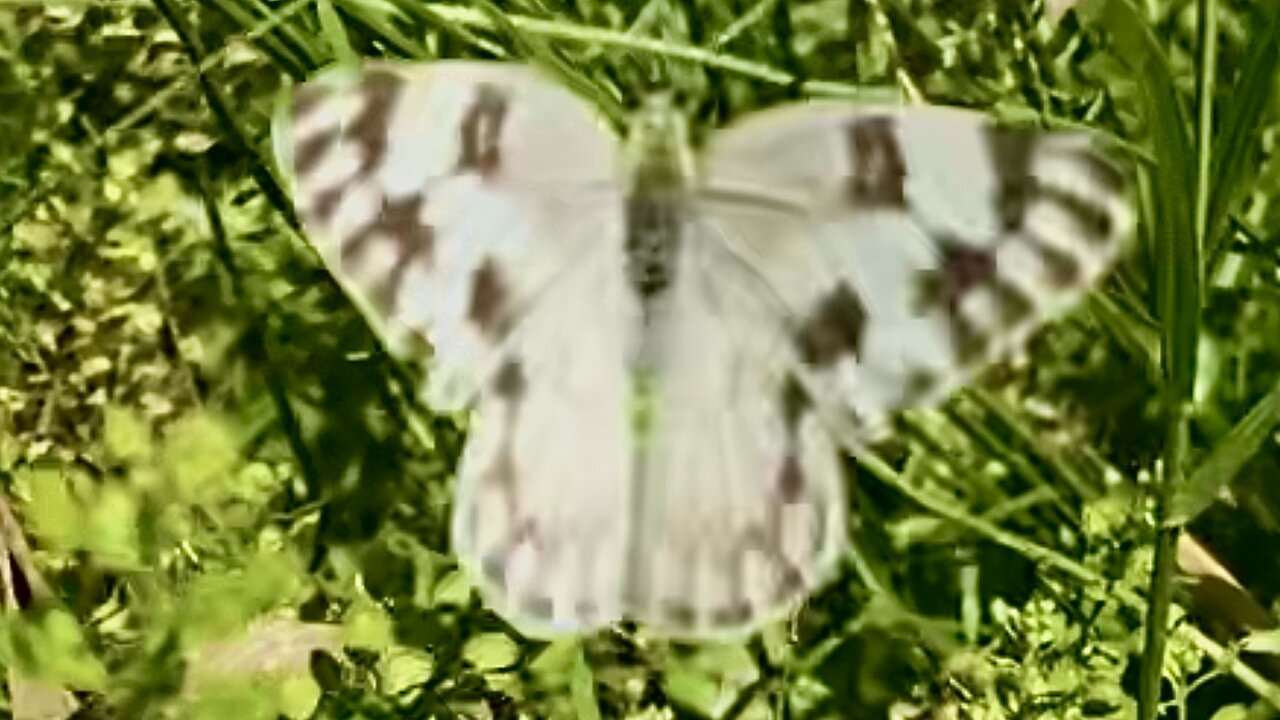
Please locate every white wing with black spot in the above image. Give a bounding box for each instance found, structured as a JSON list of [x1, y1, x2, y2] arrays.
[[287, 62, 641, 633], [703, 104, 1131, 435], [623, 222, 847, 634]]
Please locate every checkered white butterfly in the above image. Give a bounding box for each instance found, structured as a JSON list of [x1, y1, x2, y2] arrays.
[[282, 60, 1131, 638]]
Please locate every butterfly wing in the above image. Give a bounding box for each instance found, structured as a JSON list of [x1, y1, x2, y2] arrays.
[[288, 62, 639, 633], [703, 104, 1132, 434], [617, 104, 1131, 635], [625, 226, 847, 635]]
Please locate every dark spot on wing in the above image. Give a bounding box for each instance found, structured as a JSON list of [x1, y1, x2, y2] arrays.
[[919, 241, 997, 313], [521, 595, 555, 621], [341, 194, 435, 312], [712, 602, 753, 628], [951, 314, 989, 365], [493, 359, 526, 399], [773, 565, 806, 603], [986, 127, 1037, 232], [380, 194, 434, 262], [482, 553, 506, 585], [903, 369, 939, 405], [662, 600, 697, 628], [1024, 233, 1083, 287], [796, 283, 867, 366], [294, 129, 335, 177], [848, 117, 908, 208], [777, 454, 805, 503], [1065, 146, 1127, 195], [1034, 185, 1114, 241], [458, 84, 509, 176], [348, 70, 400, 175], [468, 259, 509, 337], [311, 186, 344, 226], [993, 282, 1035, 325], [780, 376, 810, 432], [292, 82, 325, 119]]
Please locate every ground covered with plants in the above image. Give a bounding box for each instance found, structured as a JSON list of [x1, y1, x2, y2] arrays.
[[2, 0, 1280, 717]]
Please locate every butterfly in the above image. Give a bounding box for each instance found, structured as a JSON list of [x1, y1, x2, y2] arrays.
[[282, 60, 1131, 638]]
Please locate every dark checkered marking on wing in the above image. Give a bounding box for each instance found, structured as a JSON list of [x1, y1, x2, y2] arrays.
[[1035, 185, 1116, 241], [777, 377, 812, 503], [742, 525, 808, 604], [342, 194, 435, 313], [493, 358, 526, 399], [986, 126, 1037, 232], [918, 242, 997, 314], [468, 259, 512, 339], [848, 117, 907, 208], [796, 283, 868, 366], [989, 129, 1119, 250], [951, 315, 989, 365], [475, 358, 531, 605], [457, 83, 509, 176], [294, 71, 402, 226], [347, 70, 400, 175], [1024, 234, 1084, 287]]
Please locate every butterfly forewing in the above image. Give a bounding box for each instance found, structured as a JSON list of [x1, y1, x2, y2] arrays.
[[290, 62, 621, 406], [704, 104, 1131, 434]]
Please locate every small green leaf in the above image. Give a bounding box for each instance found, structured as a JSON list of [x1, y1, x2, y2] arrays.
[[1171, 378, 1280, 524], [569, 646, 602, 720], [462, 632, 519, 672], [382, 647, 435, 695], [343, 603, 394, 651], [278, 674, 321, 720]]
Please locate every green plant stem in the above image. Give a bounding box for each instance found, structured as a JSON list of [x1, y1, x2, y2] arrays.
[[1138, 415, 1188, 717], [1139, 0, 1216, 715]]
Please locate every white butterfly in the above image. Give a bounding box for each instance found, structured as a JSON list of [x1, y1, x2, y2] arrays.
[[283, 61, 1131, 638]]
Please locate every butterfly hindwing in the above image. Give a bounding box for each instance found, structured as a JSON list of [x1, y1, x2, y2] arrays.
[[626, 226, 846, 634], [703, 104, 1131, 434]]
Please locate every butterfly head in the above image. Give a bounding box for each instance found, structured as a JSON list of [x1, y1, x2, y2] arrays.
[[625, 93, 695, 192]]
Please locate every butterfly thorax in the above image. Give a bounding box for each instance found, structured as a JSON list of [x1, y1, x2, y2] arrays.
[[624, 95, 695, 304]]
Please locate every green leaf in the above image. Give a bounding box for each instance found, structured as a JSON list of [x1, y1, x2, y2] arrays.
[[569, 646, 602, 720], [381, 647, 435, 695], [278, 674, 322, 720], [462, 632, 519, 672], [1170, 378, 1280, 524], [1207, 0, 1280, 264], [343, 602, 395, 650]]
